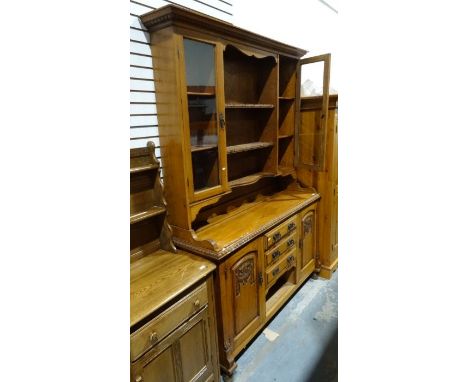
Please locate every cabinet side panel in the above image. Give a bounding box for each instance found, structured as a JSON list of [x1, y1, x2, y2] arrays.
[[150, 28, 191, 229]]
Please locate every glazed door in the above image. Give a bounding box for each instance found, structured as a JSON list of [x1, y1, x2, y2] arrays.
[[131, 308, 214, 382], [180, 37, 228, 202], [220, 239, 265, 354], [295, 53, 331, 171], [298, 206, 317, 282]]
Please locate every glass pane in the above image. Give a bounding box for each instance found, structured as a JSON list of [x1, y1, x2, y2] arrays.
[[184, 39, 215, 91], [192, 149, 220, 191], [184, 38, 220, 192], [188, 96, 218, 148], [300, 61, 324, 97]]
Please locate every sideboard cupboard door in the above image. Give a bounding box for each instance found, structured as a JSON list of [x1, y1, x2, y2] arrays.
[[178, 308, 214, 382], [131, 308, 214, 382], [220, 239, 265, 355], [179, 37, 228, 203], [295, 54, 331, 171], [298, 206, 317, 283]]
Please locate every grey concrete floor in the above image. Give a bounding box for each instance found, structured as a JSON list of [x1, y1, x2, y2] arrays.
[[223, 270, 338, 382]]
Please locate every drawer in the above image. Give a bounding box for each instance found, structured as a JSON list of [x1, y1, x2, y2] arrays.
[[264, 216, 297, 250], [130, 282, 208, 362], [266, 248, 296, 287], [265, 232, 297, 266]]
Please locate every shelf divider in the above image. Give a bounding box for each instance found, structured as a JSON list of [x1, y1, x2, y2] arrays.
[[227, 142, 274, 155], [191, 144, 218, 153], [225, 103, 274, 109], [228, 172, 276, 188], [130, 205, 166, 224]]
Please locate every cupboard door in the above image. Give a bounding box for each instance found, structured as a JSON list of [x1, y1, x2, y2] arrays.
[[295, 53, 331, 171], [220, 239, 265, 353], [180, 37, 228, 202], [178, 308, 213, 382], [298, 206, 317, 282], [131, 339, 178, 382], [131, 308, 214, 382]]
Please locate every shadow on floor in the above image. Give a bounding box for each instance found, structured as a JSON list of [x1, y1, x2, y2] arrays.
[[302, 327, 338, 382]]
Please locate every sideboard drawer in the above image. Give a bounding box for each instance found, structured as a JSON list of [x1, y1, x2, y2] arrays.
[[265, 232, 297, 266], [266, 248, 296, 287], [263, 217, 298, 250], [130, 281, 208, 362]]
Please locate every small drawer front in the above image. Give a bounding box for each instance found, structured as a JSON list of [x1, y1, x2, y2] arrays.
[[266, 249, 296, 287], [265, 232, 297, 266], [130, 282, 208, 362], [264, 217, 298, 250]]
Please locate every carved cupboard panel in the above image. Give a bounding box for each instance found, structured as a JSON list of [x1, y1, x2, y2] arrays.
[[298, 206, 317, 283], [219, 239, 265, 357]]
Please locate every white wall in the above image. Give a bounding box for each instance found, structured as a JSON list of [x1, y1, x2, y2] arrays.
[[129, 0, 234, 156], [232, 0, 338, 91], [130, 0, 338, 154]]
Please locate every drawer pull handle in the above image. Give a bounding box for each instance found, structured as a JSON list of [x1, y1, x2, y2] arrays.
[[149, 331, 158, 344], [273, 232, 281, 243], [287, 239, 295, 247], [288, 222, 296, 231], [272, 250, 281, 260], [135, 376, 143, 382], [272, 267, 280, 277], [193, 299, 200, 309]]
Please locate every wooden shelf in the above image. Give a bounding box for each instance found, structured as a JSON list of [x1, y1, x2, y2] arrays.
[[278, 134, 293, 139], [266, 282, 296, 317], [188, 103, 210, 108], [227, 142, 274, 155], [187, 85, 216, 96], [228, 172, 276, 188], [191, 144, 217, 153], [130, 163, 159, 174], [187, 92, 215, 97], [225, 103, 274, 109], [278, 166, 295, 176], [279, 96, 295, 101], [130, 205, 166, 224]]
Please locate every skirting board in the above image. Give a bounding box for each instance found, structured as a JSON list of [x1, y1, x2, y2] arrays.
[[319, 258, 338, 279]]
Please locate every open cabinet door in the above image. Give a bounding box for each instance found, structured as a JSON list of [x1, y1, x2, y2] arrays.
[[295, 53, 331, 171]]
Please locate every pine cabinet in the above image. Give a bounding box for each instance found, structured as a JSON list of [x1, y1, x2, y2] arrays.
[[140, 5, 336, 375], [131, 304, 214, 382], [130, 145, 220, 382]]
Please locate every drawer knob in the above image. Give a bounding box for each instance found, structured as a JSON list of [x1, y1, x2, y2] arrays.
[[194, 299, 200, 309], [287, 255, 295, 266], [272, 267, 280, 277], [149, 331, 158, 344], [272, 250, 281, 260], [287, 239, 295, 247], [273, 232, 281, 243], [288, 222, 296, 231]]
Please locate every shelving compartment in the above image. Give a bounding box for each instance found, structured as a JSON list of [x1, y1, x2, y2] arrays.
[[224, 45, 278, 187], [130, 144, 167, 256], [279, 55, 298, 98], [265, 266, 297, 318], [277, 56, 298, 174], [224, 44, 277, 106]]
